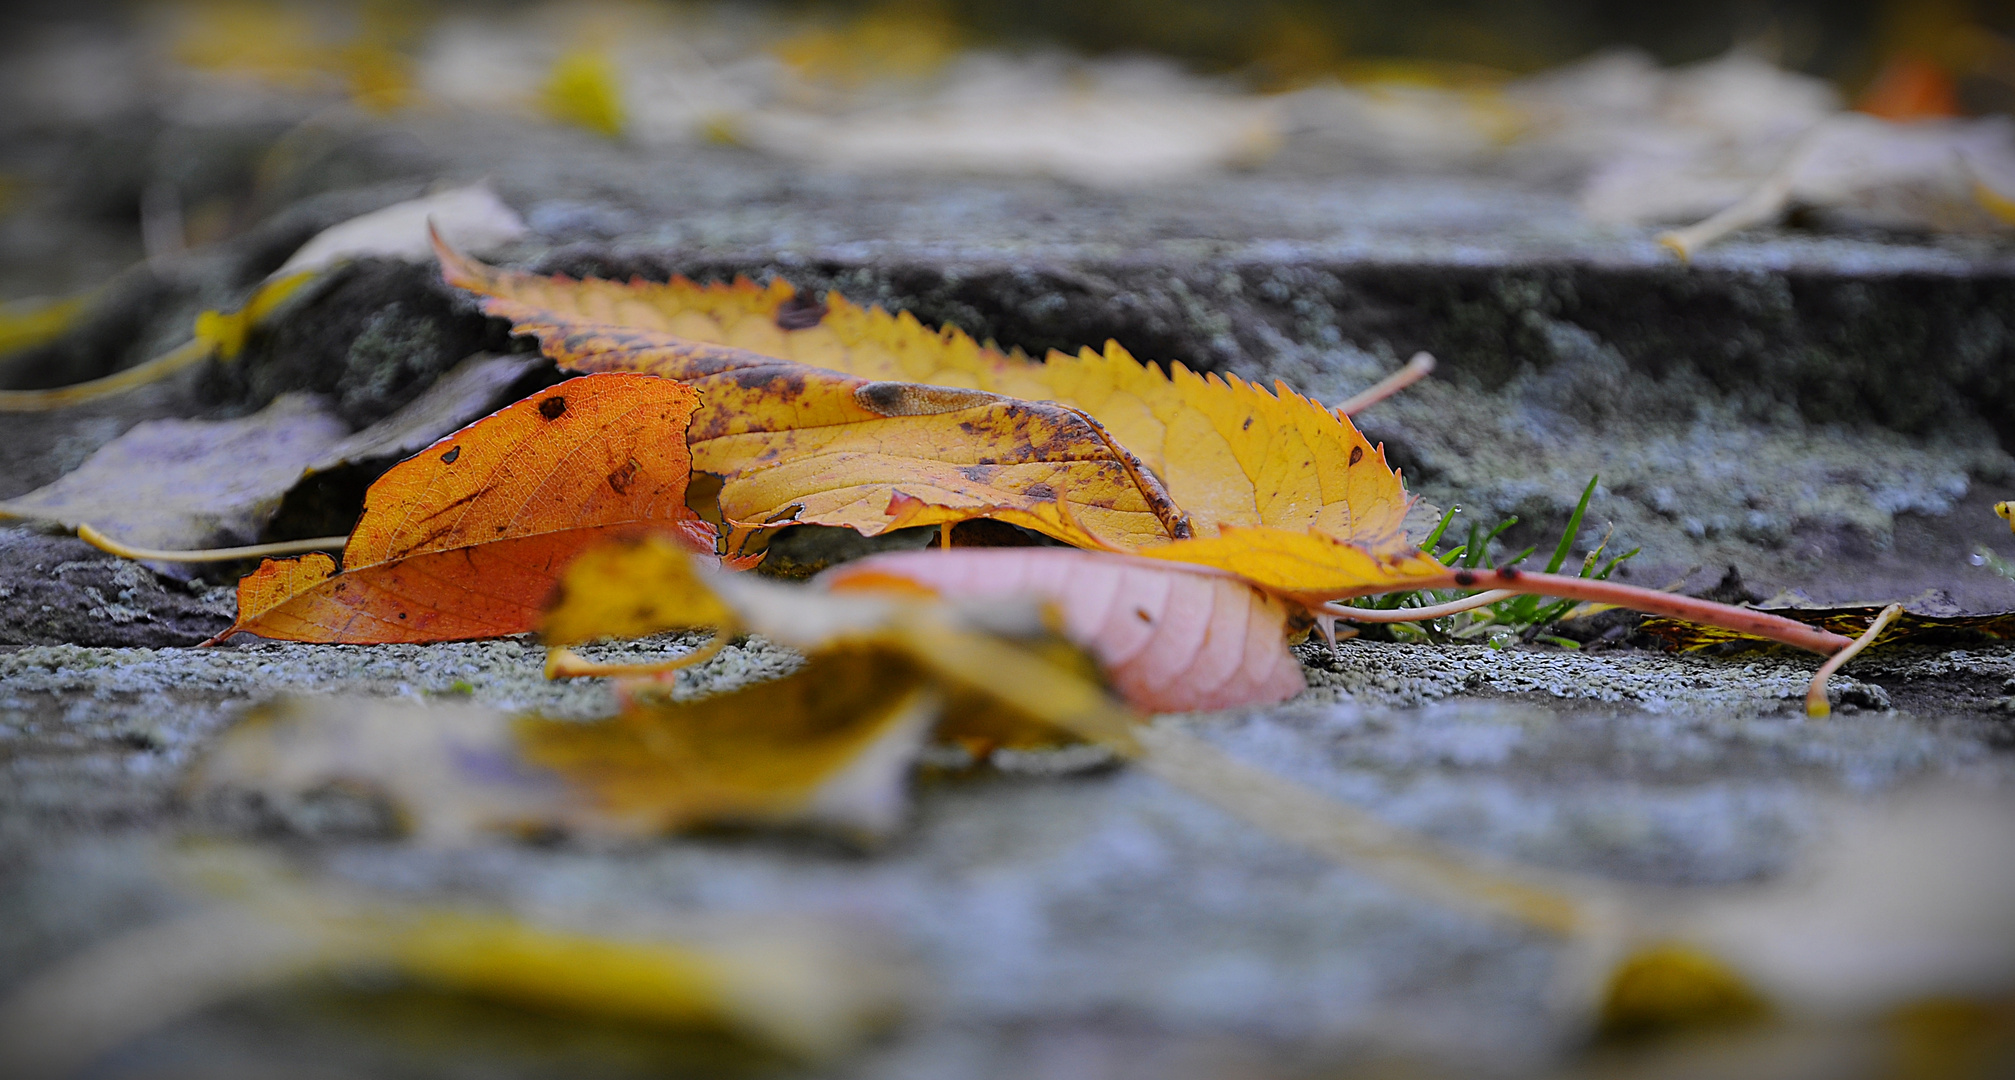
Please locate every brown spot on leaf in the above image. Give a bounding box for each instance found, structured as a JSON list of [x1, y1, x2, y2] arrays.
[[439, 445, 461, 464], [1348, 446, 1364, 466], [1242, 416, 1253, 431], [1135, 607, 1153, 623], [774, 294, 828, 330], [855, 381, 999, 416], [1025, 482, 1058, 500], [539, 396, 568, 420], [607, 458, 641, 494]]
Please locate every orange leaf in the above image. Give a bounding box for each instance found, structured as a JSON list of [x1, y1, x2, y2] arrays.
[[435, 276, 1187, 551], [823, 547, 1307, 712], [437, 240, 1413, 546], [224, 374, 715, 643]]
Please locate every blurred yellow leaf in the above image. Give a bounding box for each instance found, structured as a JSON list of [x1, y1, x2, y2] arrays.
[[771, 1, 962, 87], [0, 295, 86, 357], [543, 48, 627, 137], [0, 867, 908, 1076], [520, 646, 942, 839]]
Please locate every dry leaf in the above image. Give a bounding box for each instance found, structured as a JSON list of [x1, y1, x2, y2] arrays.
[[822, 547, 1309, 712], [436, 239, 1415, 548], [203, 540, 1137, 843], [1639, 602, 2015, 651], [0, 394, 348, 553], [0, 861, 907, 1078], [274, 183, 528, 278], [431, 274, 1188, 552], [1657, 113, 2015, 257], [518, 647, 942, 838], [0, 354, 537, 566], [729, 55, 1282, 186], [224, 374, 716, 643], [1134, 523, 1454, 604]]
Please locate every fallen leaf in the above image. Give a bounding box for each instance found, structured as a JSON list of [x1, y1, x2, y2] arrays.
[[0, 393, 349, 555], [433, 282, 1188, 552], [1639, 603, 2015, 651], [223, 373, 716, 643], [545, 538, 1142, 750], [0, 354, 537, 568], [436, 239, 1415, 547], [1132, 523, 1454, 605], [0, 856, 908, 1078], [0, 186, 523, 412], [518, 647, 943, 838], [822, 547, 1310, 712], [728, 57, 1282, 187], [1656, 113, 2015, 257], [201, 539, 1136, 844], [542, 48, 626, 136], [274, 183, 527, 278]]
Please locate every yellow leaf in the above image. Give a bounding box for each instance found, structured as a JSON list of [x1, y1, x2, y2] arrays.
[[543, 49, 626, 137], [1132, 523, 1451, 604], [519, 647, 942, 839], [541, 533, 738, 647], [0, 868, 908, 1072], [431, 267, 1188, 552], [0, 295, 86, 356], [436, 243, 1414, 546], [539, 537, 1141, 753]]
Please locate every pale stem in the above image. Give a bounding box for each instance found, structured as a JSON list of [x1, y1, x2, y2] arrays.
[[77, 523, 348, 563], [1335, 352, 1436, 417], [0, 338, 213, 412], [1135, 723, 1604, 936], [1655, 119, 1835, 260], [1324, 589, 1517, 623], [544, 634, 729, 680], [1806, 603, 1903, 719]]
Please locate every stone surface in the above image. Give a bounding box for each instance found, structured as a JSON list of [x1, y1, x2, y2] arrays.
[[1, 634, 2012, 1077], [7, 63, 2015, 1080]]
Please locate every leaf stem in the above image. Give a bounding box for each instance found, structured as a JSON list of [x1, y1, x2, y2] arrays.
[[544, 634, 729, 679], [1353, 567, 1854, 655], [78, 524, 349, 562], [1335, 352, 1435, 416], [1805, 603, 1902, 718], [0, 338, 211, 412], [1324, 590, 1517, 622]]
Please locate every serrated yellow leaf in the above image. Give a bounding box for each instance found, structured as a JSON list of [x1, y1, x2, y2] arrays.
[[437, 244, 1413, 547]]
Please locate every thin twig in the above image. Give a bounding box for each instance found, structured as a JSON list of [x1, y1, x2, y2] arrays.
[[1805, 603, 1902, 719], [78, 524, 348, 562], [1336, 352, 1435, 417], [544, 634, 729, 680], [0, 339, 212, 412], [1325, 589, 1516, 623]]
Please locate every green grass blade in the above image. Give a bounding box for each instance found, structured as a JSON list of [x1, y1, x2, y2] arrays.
[[1546, 475, 1598, 575]]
